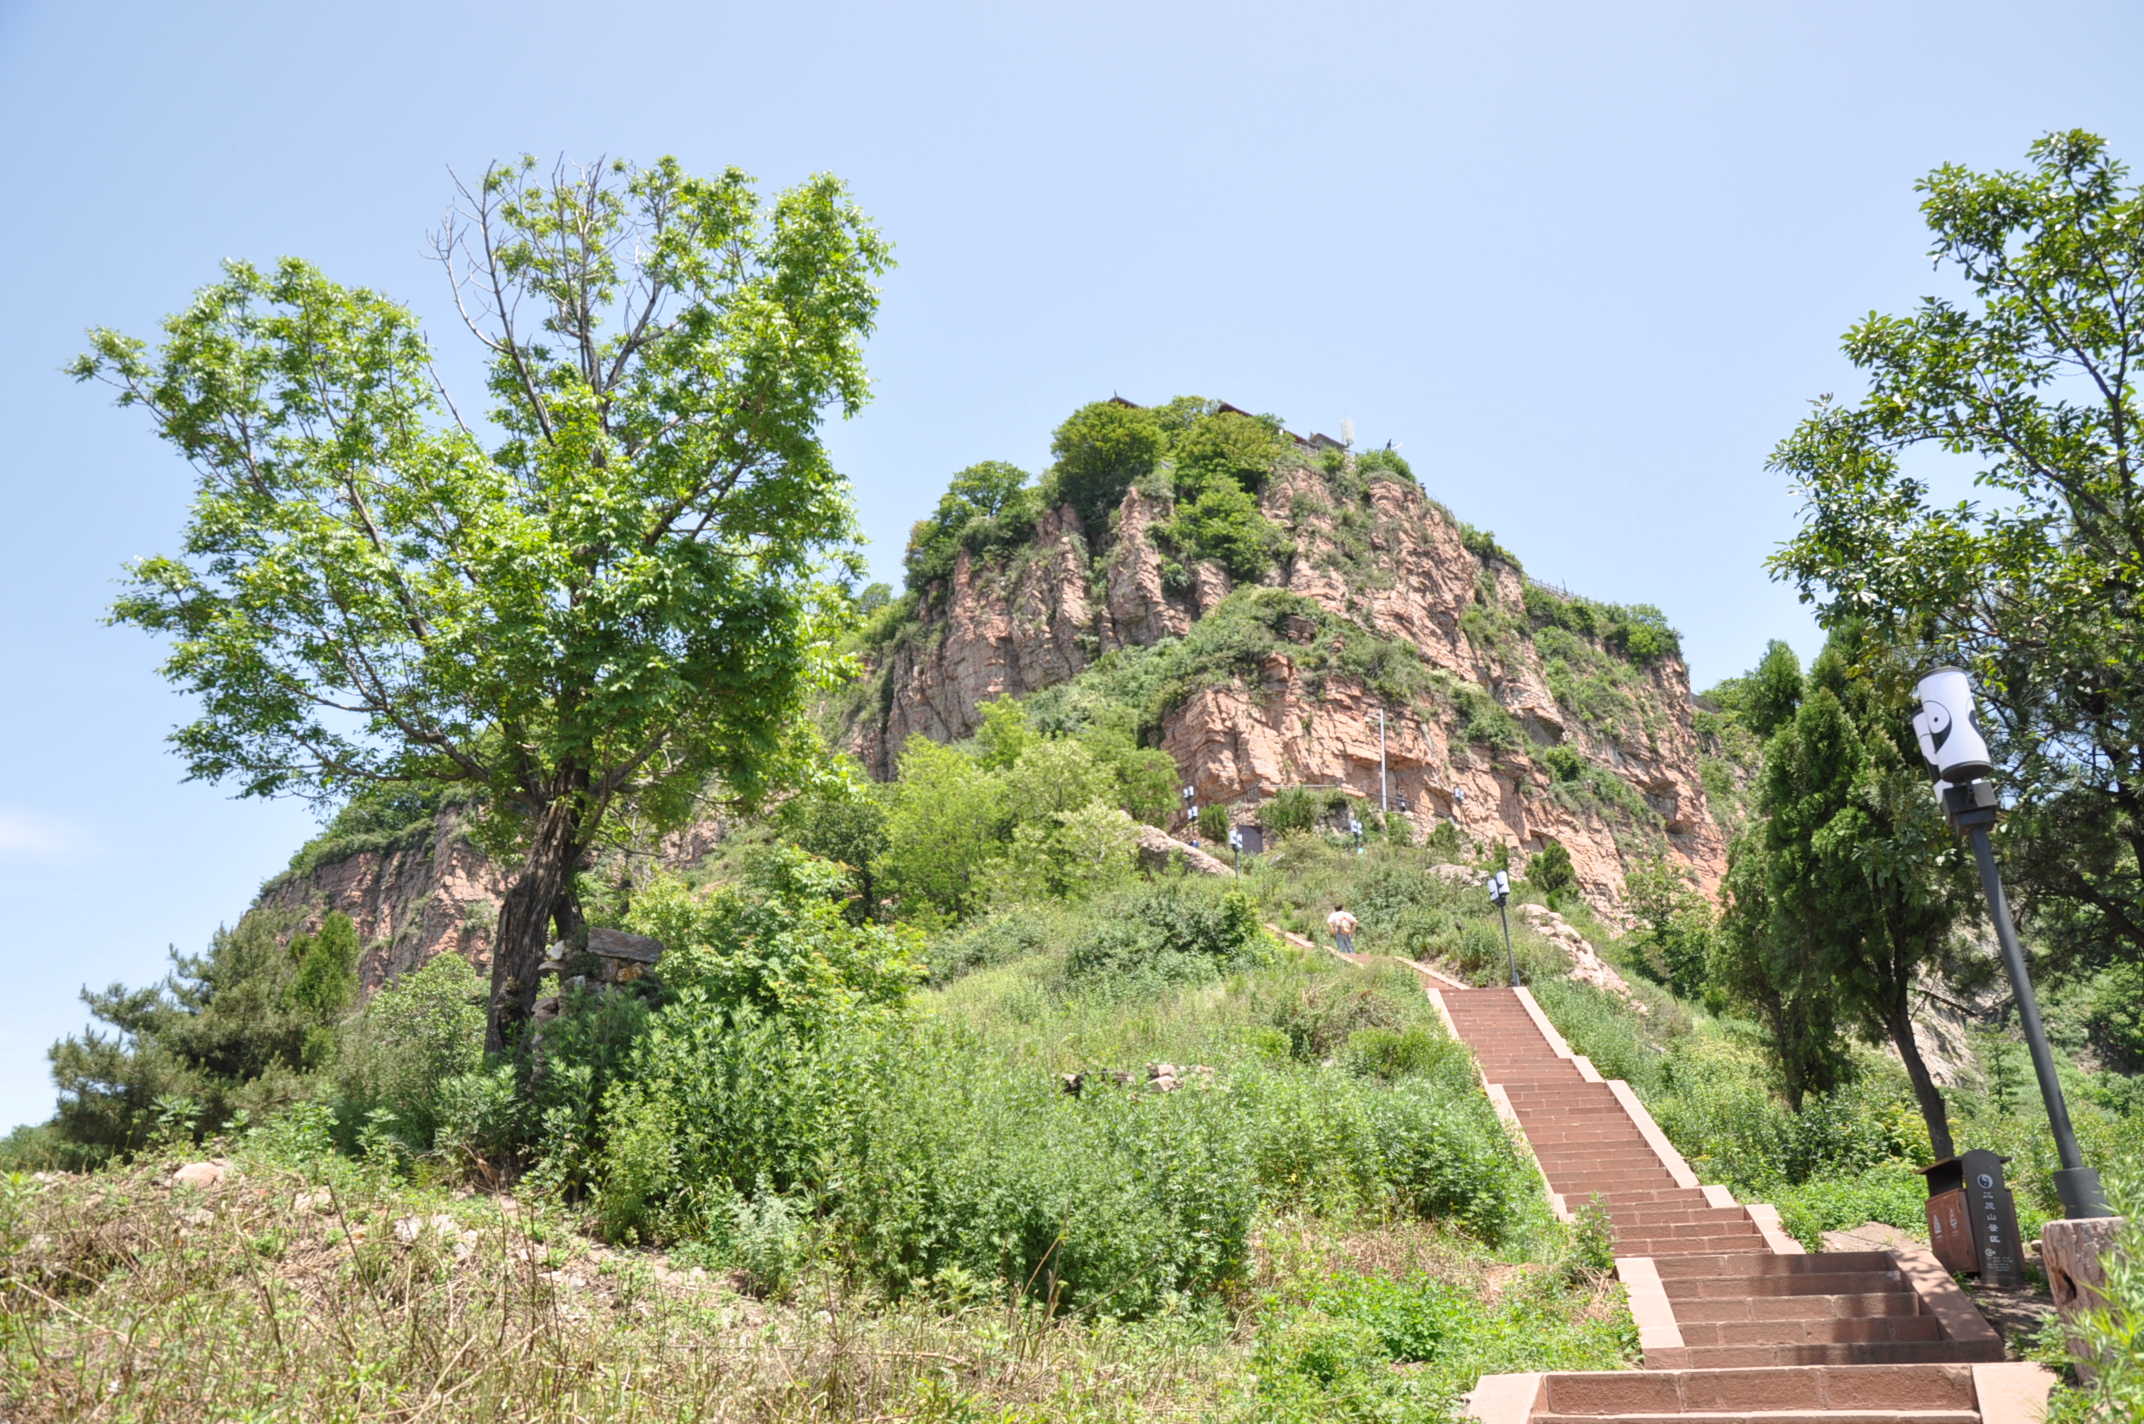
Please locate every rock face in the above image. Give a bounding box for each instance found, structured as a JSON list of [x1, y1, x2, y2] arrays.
[[848, 459, 1730, 917], [251, 812, 712, 993], [252, 812, 509, 990]]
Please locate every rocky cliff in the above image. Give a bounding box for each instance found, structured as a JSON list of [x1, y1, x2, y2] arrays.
[[251, 813, 508, 990], [249, 813, 725, 990], [846, 455, 1729, 917]]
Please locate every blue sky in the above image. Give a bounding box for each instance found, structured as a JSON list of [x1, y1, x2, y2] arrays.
[[2, 0, 2139, 1130]]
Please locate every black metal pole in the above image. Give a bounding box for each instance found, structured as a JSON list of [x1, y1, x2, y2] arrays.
[[1498, 902, 1518, 988], [1966, 824, 2108, 1218]]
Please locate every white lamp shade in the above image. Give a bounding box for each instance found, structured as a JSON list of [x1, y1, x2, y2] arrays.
[[1912, 667, 1995, 780]]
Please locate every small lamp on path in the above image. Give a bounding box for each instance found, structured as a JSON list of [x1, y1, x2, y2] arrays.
[[1486, 869, 1517, 988]]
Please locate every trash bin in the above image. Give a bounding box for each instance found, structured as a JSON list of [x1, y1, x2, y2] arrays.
[[1920, 1149, 2025, 1287]]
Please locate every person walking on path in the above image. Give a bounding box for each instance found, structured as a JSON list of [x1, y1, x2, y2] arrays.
[[1327, 904, 1359, 955]]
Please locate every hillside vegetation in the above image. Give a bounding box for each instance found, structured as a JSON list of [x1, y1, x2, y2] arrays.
[[12, 397, 2144, 1420]]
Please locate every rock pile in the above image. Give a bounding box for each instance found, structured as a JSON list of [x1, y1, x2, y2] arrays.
[[534, 928, 666, 1022], [1059, 1063, 1217, 1097]]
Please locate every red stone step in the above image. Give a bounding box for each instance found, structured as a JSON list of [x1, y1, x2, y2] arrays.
[[1643, 1340, 2007, 1369], [1671, 1294, 1924, 1325], [1669, 1315, 1946, 1349], [1523, 1363, 1982, 1416]]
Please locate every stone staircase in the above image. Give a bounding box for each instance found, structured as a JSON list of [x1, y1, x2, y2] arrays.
[[1431, 985, 2054, 1424]]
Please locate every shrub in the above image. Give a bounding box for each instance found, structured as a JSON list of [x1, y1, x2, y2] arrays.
[[1269, 982, 1404, 1063], [1197, 803, 1231, 843], [1264, 786, 1321, 837], [2085, 963, 2144, 1072], [1164, 478, 1290, 581], [1232, 1064, 1528, 1240], [1527, 841, 1577, 898], [1170, 409, 1287, 495], [1062, 880, 1265, 990], [627, 853, 926, 1032], [1543, 745, 1584, 783], [597, 1008, 884, 1241], [926, 910, 1060, 982], [2044, 1163, 2144, 1422], [834, 1035, 1256, 1316], [1354, 447, 1415, 483], [994, 798, 1140, 903], [1600, 603, 1680, 666], [1769, 1162, 1931, 1251], [332, 954, 485, 1151], [1341, 1026, 1464, 1082]]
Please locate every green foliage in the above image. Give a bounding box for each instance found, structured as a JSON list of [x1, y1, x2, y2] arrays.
[[1542, 745, 1584, 783], [2085, 963, 2144, 1072], [1062, 880, 1266, 991], [274, 783, 454, 886], [332, 954, 486, 1151], [1725, 629, 1977, 1154], [875, 738, 1009, 923], [1769, 130, 2144, 982], [77, 155, 892, 1049], [1525, 589, 1682, 670], [1158, 411, 1294, 579], [1196, 803, 1230, 843], [971, 695, 1031, 770], [47, 911, 324, 1157], [1455, 521, 1521, 569], [1253, 1261, 1632, 1420], [772, 762, 888, 914], [1525, 841, 1576, 899], [1043, 400, 1168, 532], [1710, 831, 1853, 1111], [834, 1030, 1254, 1316], [1162, 477, 1291, 580], [902, 461, 1040, 594], [1264, 786, 1322, 838], [1622, 859, 1716, 1000], [1340, 1026, 1464, 1082], [985, 588, 1435, 759], [289, 912, 359, 1030], [1353, 446, 1415, 483], [1235, 1065, 1530, 1237], [996, 798, 1141, 904], [1601, 604, 1678, 666], [1170, 409, 1288, 496], [627, 852, 926, 1032], [1744, 640, 1804, 738]]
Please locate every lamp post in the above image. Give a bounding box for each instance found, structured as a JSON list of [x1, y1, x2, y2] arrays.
[[1912, 667, 2109, 1220], [1370, 709, 1388, 813], [1486, 869, 1518, 988]]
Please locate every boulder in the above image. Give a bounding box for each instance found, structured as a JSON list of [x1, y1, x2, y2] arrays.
[[1516, 903, 1640, 1007], [1134, 826, 1233, 878], [170, 1159, 228, 1190]]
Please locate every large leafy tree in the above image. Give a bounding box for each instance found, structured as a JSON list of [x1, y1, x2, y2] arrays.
[[75, 156, 892, 1053], [1771, 130, 2144, 981]]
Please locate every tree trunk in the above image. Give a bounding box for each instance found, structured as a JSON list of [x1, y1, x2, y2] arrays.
[[1887, 1004, 1956, 1162], [486, 795, 584, 1055], [551, 879, 588, 949]]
